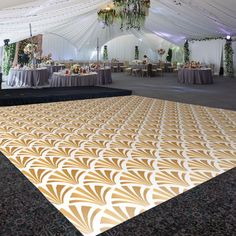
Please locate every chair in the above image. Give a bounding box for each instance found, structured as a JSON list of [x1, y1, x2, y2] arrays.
[[125, 67, 132, 75], [209, 64, 215, 75], [112, 64, 119, 72], [120, 61, 129, 72], [151, 64, 157, 77], [132, 68, 141, 76], [141, 67, 148, 77], [156, 68, 163, 76]]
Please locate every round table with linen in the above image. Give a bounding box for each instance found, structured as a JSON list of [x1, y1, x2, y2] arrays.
[[7, 68, 50, 87], [95, 68, 112, 85], [50, 72, 98, 87], [178, 68, 213, 84]]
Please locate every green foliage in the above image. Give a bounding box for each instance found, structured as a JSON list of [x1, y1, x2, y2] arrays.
[[224, 41, 234, 77], [135, 46, 139, 60], [103, 45, 108, 61], [98, 9, 116, 26], [3, 43, 16, 75], [166, 48, 173, 62], [184, 40, 190, 63], [189, 37, 224, 42]]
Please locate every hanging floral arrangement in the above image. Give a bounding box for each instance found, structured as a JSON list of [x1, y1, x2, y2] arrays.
[[184, 40, 190, 63], [98, 8, 116, 27], [135, 46, 139, 60], [98, 0, 150, 30], [224, 41, 234, 77], [103, 45, 108, 61]]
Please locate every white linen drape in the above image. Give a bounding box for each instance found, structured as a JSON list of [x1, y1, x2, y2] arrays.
[[42, 33, 78, 61], [100, 34, 183, 62], [189, 39, 225, 74]]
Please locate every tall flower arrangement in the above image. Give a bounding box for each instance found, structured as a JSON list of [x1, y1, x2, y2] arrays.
[[103, 45, 108, 61], [184, 40, 190, 63], [157, 48, 165, 61], [135, 46, 139, 60], [224, 40, 234, 77]]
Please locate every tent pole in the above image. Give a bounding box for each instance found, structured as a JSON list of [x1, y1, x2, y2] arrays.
[[97, 37, 99, 64]]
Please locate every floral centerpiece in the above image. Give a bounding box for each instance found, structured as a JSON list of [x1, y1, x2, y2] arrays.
[[45, 59, 54, 65], [71, 64, 81, 74], [90, 63, 100, 70], [41, 53, 54, 65], [184, 61, 200, 69]]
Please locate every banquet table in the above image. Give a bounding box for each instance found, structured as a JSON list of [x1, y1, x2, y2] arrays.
[[97, 68, 112, 85], [7, 68, 49, 87], [50, 72, 98, 87], [178, 68, 213, 84], [44, 65, 65, 75]]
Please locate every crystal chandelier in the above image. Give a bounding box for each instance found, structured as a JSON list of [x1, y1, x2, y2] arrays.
[[98, 0, 150, 30]]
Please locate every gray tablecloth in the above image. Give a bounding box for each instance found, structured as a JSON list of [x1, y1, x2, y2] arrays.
[[97, 68, 112, 85], [50, 73, 98, 87], [7, 68, 49, 87], [44, 65, 65, 75], [178, 69, 213, 84]]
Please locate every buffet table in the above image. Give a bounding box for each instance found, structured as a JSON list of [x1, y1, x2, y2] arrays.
[[7, 68, 49, 87], [50, 72, 98, 87], [178, 68, 213, 84]]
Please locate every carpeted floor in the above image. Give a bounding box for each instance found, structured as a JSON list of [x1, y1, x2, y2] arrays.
[[0, 95, 235, 236], [105, 72, 236, 111]]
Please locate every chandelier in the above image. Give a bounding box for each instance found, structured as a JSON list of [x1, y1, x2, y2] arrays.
[[98, 0, 150, 30]]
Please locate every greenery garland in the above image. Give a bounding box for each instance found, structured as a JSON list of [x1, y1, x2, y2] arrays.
[[103, 45, 108, 61], [135, 46, 139, 60], [224, 41, 234, 77], [189, 37, 224, 42], [3, 43, 16, 75], [184, 40, 190, 63]]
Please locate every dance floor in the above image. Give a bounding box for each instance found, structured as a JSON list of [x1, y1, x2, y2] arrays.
[[0, 95, 236, 236]]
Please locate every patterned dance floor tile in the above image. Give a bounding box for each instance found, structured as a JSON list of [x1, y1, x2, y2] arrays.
[[0, 96, 235, 236]]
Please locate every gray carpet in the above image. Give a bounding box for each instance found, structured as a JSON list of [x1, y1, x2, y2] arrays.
[[106, 72, 236, 111]]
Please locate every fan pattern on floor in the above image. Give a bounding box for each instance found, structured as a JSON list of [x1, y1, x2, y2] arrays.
[[0, 96, 236, 236]]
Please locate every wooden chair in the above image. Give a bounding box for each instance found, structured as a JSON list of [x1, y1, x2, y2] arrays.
[[120, 61, 129, 72], [156, 68, 163, 76], [112, 64, 119, 72], [125, 67, 132, 75], [132, 68, 141, 76], [141, 67, 148, 77], [151, 64, 157, 77]]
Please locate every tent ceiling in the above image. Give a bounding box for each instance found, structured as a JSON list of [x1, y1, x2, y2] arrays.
[[0, 0, 235, 47]]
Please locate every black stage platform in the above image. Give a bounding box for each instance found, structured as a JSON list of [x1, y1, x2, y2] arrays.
[[0, 86, 132, 106]]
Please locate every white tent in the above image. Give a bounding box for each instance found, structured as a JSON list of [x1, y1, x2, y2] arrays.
[[0, 0, 236, 45], [0, 0, 236, 63]]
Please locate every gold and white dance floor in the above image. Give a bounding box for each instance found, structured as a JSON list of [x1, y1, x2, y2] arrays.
[[0, 96, 235, 235]]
